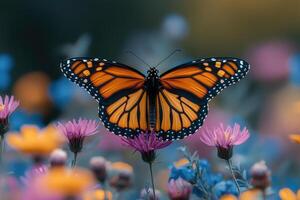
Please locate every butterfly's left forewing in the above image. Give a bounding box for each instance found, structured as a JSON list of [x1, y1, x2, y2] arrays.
[[157, 57, 250, 140], [60, 58, 149, 138]]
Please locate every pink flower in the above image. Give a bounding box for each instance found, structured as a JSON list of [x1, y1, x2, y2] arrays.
[[199, 123, 249, 160], [0, 95, 19, 134], [0, 95, 19, 119], [246, 40, 295, 82], [167, 178, 192, 200], [122, 131, 172, 163], [21, 165, 48, 186], [57, 119, 99, 153]]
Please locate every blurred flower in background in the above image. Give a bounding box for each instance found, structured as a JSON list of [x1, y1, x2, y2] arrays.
[[167, 177, 192, 200], [279, 188, 300, 200], [13, 72, 52, 114], [49, 149, 68, 168], [83, 189, 113, 200], [7, 125, 63, 161], [38, 167, 95, 199], [161, 14, 189, 41], [213, 180, 239, 198], [0, 54, 13, 91], [259, 85, 300, 137], [246, 40, 295, 82], [109, 161, 133, 192], [89, 156, 110, 184], [250, 161, 271, 192]]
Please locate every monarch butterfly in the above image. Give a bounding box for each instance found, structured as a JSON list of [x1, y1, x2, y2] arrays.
[[60, 56, 249, 141]]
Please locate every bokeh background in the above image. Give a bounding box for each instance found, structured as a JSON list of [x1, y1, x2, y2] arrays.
[[1, 0, 300, 199]]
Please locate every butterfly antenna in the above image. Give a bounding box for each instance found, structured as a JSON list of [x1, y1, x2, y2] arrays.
[[155, 49, 182, 68], [125, 50, 152, 68]]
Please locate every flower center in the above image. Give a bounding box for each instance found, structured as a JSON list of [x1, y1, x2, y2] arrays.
[[0, 104, 5, 111], [224, 132, 231, 141]]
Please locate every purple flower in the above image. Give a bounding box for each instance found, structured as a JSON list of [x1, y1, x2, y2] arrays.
[[0, 95, 19, 135], [167, 178, 192, 200], [122, 131, 172, 163], [199, 123, 249, 160], [21, 165, 48, 186], [57, 119, 99, 166]]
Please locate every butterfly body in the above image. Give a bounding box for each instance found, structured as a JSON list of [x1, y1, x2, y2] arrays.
[[145, 67, 160, 130], [61, 57, 249, 141]]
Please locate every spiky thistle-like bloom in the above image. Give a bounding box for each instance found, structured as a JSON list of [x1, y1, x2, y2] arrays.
[[122, 131, 172, 163], [57, 118, 99, 167], [122, 131, 171, 200], [0, 95, 19, 135], [57, 119, 98, 153], [199, 123, 249, 160], [200, 123, 249, 194]]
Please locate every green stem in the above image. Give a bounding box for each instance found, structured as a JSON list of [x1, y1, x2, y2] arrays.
[[149, 162, 156, 199], [71, 152, 78, 168], [102, 182, 107, 200], [226, 159, 240, 194]]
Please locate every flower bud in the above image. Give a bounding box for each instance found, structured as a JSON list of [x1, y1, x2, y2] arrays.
[[109, 162, 133, 191], [49, 149, 67, 167], [167, 178, 192, 200], [250, 161, 271, 190], [140, 188, 161, 200], [89, 156, 109, 183]]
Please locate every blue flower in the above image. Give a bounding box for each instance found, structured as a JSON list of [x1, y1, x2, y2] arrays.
[[213, 180, 238, 198], [198, 159, 210, 170], [0, 54, 13, 90], [49, 76, 75, 109], [169, 165, 196, 183]]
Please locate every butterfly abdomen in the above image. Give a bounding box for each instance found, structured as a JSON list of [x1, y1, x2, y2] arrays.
[[146, 68, 160, 131]]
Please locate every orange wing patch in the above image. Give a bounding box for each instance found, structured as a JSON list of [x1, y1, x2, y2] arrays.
[[156, 89, 200, 132], [160, 60, 240, 100], [67, 59, 145, 99], [106, 89, 148, 131]]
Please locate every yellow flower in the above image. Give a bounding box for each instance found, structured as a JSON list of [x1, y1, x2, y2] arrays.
[[279, 188, 300, 200], [289, 134, 300, 144], [83, 189, 112, 200], [110, 161, 133, 174], [109, 162, 133, 191], [174, 158, 189, 168], [220, 194, 237, 200], [239, 189, 262, 200], [7, 125, 63, 155], [39, 167, 95, 197]]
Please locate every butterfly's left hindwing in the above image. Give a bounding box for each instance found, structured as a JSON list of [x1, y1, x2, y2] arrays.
[[156, 57, 250, 140], [60, 57, 149, 138]]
